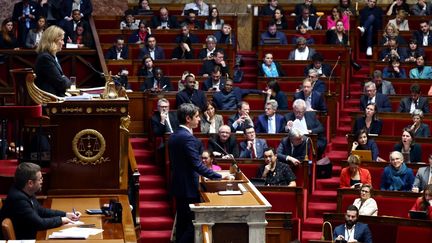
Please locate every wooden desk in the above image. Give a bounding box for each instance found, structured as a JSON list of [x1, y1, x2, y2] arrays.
[[36, 195, 136, 243]]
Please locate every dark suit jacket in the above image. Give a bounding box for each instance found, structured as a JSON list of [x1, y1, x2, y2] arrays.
[[60, 0, 93, 19], [333, 222, 372, 243], [62, 19, 89, 39], [168, 127, 221, 198], [294, 91, 327, 112], [410, 123, 430, 138], [0, 186, 65, 239], [197, 48, 221, 59], [398, 97, 430, 113], [176, 89, 208, 111], [151, 15, 179, 29], [413, 30, 432, 47], [325, 30, 348, 46], [199, 59, 229, 76], [202, 77, 226, 91], [255, 114, 286, 133], [294, 16, 319, 30], [174, 34, 199, 44], [303, 63, 332, 77], [239, 138, 268, 159], [140, 77, 173, 91], [138, 46, 165, 60], [151, 111, 179, 136], [208, 135, 239, 158], [294, 4, 317, 16], [359, 93, 392, 112], [276, 136, 308, 162], [34, 52, 71, 97], [394, 143, 422, 163], [105, 46, 128, 60], [213, 31, 236, 46], [312, 79, 326, 94], [227, 113, 254, 133], [12, 1, 40, 29], [127, 30, 150, 44], [259, 4, 280, 16], [352, 117, 383, 135]]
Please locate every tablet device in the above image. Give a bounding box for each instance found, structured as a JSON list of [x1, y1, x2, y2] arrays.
[[352, 150, 373, 162], [86, 209, 103, 215], [409, 210, 428, 220]]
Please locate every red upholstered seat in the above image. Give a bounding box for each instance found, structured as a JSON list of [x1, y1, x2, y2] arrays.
[[0, 105, 42, 119]]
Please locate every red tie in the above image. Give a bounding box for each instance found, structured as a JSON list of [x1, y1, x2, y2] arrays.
[[251, 145, 256, 159]]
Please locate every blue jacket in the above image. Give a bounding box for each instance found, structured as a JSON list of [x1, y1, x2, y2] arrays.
[[255, 113, 286, 133], [380, 164, 415, 191], [409, 66, 432, 79], [294, 91, 327, 112], [333, 222, 372, 243], [239, 138, 268, 159], [260, 31, 288, 45], [359, 93, 392, 112]]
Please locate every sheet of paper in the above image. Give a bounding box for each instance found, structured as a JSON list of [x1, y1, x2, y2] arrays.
[[48, 226, 104, 239], [292, 119, 309, 135]]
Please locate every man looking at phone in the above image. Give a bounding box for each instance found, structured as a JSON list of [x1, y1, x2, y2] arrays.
[[0, 162, 81, 239], [334, 205, 372, 243]]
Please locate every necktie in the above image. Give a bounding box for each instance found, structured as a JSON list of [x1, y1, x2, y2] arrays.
[[415, 101, 418, 109], [166, 117, 173, 133], [268, 118, 275, 133], [251, 144, 256, 159]]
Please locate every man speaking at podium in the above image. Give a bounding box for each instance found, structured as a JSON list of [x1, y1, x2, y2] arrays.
[[169, 103, 231, 243]]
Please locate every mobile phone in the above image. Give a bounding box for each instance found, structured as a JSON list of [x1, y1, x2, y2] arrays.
[[85, 209, 103, 214]]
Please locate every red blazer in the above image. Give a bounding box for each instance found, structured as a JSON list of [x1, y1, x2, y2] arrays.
[[410, 197, 432, 220], [340, 167, 372, 188]]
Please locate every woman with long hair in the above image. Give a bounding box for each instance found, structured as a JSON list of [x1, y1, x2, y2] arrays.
[[353, 184, 378, 216], [204, 7, 224, 30], [393, 128, 422, 163], [258, 52, 286, 78], [137, 55, 154, 77], [405, 39, 424, 63], [352, 103, 382, 135], [25, 16, 46, 48], [340, 154, 372, 188], [200, 101, 224, 134], [351, 129, 385, 162], [388, 10, 409, 31], [409, 54, 432, 79], [34, 25, 71, 97], [380, 22, 405, 46], [327, 6, 349, 30], [0, 18, 19, 49], [67, 22, 94, 48], [326, 19, 348, 46], [128, 20, 151, 44], [135, 0, 152, 15], [410, 184, 432, 219], [272, 8, 288, 30]]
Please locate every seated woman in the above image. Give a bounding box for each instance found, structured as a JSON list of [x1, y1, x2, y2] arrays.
[[204, 7, 224, 30], [352, 103, 382, 135], [264, 80, 288, 110], [272, 8, 288, 30], [291, 24, 315, 45], [0, 18, 19, 49], [327, 7, 349, 30], [200, 101, 224, 134], [325, 19, 348, 46], [409, 55, 432, 79], [394, 128, 422, 163], [25, 16, 46, 48], [387, 10, 409, 31], [405, 39, 424, 63], [386, 0, 410, 16], [382, 57, 407, 78], [128, 20, 151, 44], [201, 150, 222, 171], [353, 184, 378, 216], [134, 0, 152, 15], [380, 22, 406, 46], [381, 151, 415, 191], [410, 184, 432, 220], [351, 129, 385, 162], [137, 55, 154, 78], [408, 109, 430, 138], [171, 37, 194, 59], [258, 52, 285, 78], [66, 22, 94, 48], [340, 154, 372, 188]]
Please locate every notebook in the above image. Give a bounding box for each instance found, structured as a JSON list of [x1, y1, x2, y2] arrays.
[[351, 150, 373, 162], [409, 210, 428, 220]]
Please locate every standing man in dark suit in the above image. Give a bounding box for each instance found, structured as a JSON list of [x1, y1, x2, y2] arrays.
[[398, 83, 430, 114], [140, 67, 173, 92], [151, 7, 179, 29], [294, 78, 327, 113], [60, 0, 93, 20], [169, 103, 229, 243], [105, 37, 128, 60], [12, 0, 41, 46], [0, 162, 80, 239], [255, 100, 286, 134], [334, 205, 373, 243], [239, 126, 268, 159], [138, 36, 165, 60], [151, 98, 178, 136], [359, 81, 392, 112], [413, 21, 432, 47], [176, 73, 207, 111], [285, 99, 327, 159]]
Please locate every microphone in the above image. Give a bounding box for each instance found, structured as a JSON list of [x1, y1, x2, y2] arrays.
[[209, 138, 240, 174], [328, 55, 340, 95], [83, 60, 105, 78]]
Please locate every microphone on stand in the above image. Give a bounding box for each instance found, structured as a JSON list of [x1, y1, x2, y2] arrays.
[[209, 139, 240, 174], [83, 60, 105, 78], [328, 54, 340, 95]]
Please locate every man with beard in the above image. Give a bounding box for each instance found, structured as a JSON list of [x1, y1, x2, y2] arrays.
[[288, 37, 316, 60], [334, 205, 372, 243], [260, 21, 288, 45], [140, 67, 173, 92], [176, 74, 207, 111], [0, 163, 80, 239], [212, 79, 263, 110], [371, 70, 395, 95]]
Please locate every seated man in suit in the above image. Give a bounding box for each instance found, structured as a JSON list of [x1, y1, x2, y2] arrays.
[[0, 162, 80, 239], [138, 36, 165, 60], [176, 73, 207, 112], [398, 83, 430, 114], [198, 35, 219, 60], [334, 205, 372, 243], [294, 6, 321, 30], [379, 37, 407, 62], [303, 53, 332, 78], [151, 6, 179, 29], [293, 0, 317, 16], [227, 101, 254, 133], [256, 147, 297, 186], [208, 125, 239, 158], [105, 36, 128, 60], [175, 23, 199, 44], [255, 100, 286, 133], [140, 67, 173, 92], [212, 79, 263, 111], [412, 154, 432, 192], [372, 70, 396, 95], [307, 69, 326, 95], [202, 66, 226, 91], [359, 81, 392, 112], [259, 0, 282, 16], [288, 37, 316, 60], [413, 20, 432, 47], [294, 78, 327, 112], [259, 21, 288, 45], [151, 98, 179, 136], [199, 49, 230, 77], [277, 128, 309, 166], [285, 99, 327, 159], [239, 126, 268, 159]]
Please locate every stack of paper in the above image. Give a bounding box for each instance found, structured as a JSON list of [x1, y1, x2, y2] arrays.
[[48, 227, 103, 239]]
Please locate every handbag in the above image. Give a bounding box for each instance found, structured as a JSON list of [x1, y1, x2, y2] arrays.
[[321, 220, 334, 242]]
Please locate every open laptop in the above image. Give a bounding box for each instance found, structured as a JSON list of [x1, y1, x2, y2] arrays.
[[409, 210, 428, 220], [262, 38, 281, 45], [351, 150, 373, 162]]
